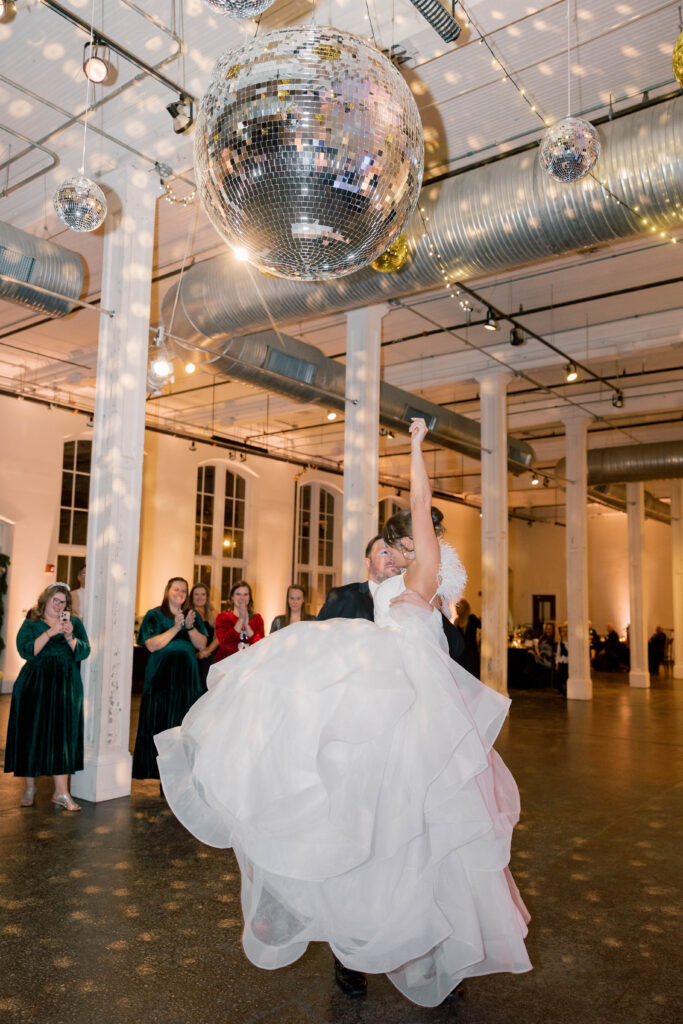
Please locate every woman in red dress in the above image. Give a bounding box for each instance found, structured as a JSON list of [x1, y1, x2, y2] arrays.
[[214, 581, 264, 663]]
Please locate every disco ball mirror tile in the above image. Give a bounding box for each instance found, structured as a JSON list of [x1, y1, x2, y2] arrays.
[[53, 175, 107, 232], [539, 117, 600, 184], [194, 25, 424, 280], [202, 0, 276, 18]]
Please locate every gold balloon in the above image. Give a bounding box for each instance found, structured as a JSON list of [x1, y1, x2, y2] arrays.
[[674, 31, 683, 87], [371, 234, 409, 273]]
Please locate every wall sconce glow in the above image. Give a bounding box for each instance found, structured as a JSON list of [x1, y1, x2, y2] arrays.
[[83, 41, 110, 83], [565, 362, 578, 382]]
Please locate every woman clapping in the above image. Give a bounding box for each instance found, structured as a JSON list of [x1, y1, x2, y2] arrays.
[[132, 577, 207, 781], [214, 581, 264, 663]]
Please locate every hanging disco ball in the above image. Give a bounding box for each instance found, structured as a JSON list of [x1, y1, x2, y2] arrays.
[[371, 233, 409, 273], [53, 175, 107, 232], [202, 0, 276, 17], [673, 31, 683, 87], [194, 25, 424, 280], [539, 117, 600, 184]]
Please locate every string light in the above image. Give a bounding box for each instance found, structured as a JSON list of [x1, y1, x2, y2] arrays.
[[160, 180, 197, 207]]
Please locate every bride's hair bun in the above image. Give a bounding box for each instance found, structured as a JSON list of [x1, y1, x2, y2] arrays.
[[382, 505, 445, 546]]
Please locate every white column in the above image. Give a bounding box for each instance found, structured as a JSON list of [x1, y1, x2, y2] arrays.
[[562, 411, 592, 700], [71, 166, 156, 802], [342, 305, 385, 583], [626, 482, 649, 689], [477, 369, 511, 695], [672, 480, 683, 679]]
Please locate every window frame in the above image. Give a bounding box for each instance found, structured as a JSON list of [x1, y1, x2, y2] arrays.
[[293, 478, 342, 612], [193, 460, 250, 610]]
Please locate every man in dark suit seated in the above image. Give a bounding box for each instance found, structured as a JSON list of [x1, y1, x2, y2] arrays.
[[318, 534, 465, 997]]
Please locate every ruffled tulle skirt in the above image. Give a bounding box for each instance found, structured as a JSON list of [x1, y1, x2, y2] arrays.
[[155, 616, 531, 1006]]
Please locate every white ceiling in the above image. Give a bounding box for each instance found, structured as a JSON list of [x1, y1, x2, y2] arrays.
[[1, 0, 682, 521]]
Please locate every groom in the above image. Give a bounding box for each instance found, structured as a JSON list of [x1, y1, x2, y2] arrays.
[[318, 535, 465, 662], [318, 535, 465, 997]]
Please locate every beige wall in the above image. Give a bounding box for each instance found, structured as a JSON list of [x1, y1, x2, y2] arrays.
[[509, 518, 567, 627]]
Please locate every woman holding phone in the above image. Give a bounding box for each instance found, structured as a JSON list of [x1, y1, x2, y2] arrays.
[[4, 582, 90, 811]]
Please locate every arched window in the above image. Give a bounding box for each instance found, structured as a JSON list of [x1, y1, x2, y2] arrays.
[[378, 495, 408, 534], [56, 438, 91, 588], [294, 482, 341, 611], [193, 463, 248, 609]]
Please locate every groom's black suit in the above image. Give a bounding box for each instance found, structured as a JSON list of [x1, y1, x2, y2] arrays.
[[318, 581, 465, 663]]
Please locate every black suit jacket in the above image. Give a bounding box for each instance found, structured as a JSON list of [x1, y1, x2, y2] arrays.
[[317, 581, 465, 663]]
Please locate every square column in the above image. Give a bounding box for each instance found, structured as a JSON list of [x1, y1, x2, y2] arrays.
[[626, 482, 650, 689], [342, 306, 385, 583], [562, 411, 592, 700], [71, 167, 157, 802], [672, 481, 683, 679], [476, 369, 511, 695]]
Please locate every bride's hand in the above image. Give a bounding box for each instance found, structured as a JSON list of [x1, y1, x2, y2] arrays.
[[409, 418, 428, 445]]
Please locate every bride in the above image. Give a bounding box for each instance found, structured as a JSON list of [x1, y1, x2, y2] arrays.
[[155, 418, 531, 1006]]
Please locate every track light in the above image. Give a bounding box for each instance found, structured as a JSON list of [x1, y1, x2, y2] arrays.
[[83, 40, 110, 84], [326, 411, 337, 421], [565, 362, 578, 383], [612, 390, 625, 409], [189, 440, 197, 452], [531, 472, 540, 486], [509, 325, 525, 346], [543, 476, 550, 488], [166, 96, 194, 135], [185, 362, 196, 375], [483, 308, 498, 331]]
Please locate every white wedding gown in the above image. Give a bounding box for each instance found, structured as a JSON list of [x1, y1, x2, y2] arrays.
[[155, 546, 531, 1006]]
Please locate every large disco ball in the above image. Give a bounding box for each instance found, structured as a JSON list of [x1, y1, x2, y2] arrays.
[[539, 117, 600, 184], [53, 175, 107, 232], [202, 0, 276, 17], [194, 25, 424, 280], [674, 31, 683, 87]]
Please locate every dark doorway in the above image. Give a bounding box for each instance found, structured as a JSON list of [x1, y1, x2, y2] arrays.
[[533, 594, 556, 632]]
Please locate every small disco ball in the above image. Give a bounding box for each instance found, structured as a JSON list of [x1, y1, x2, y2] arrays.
[[202, 0, 276, 17], [539, 117, 600, 184], [673, 31, 683, 87], [53, 175, 107, 232], [371, 233, 409, 273], [195, 25, 424, 280]]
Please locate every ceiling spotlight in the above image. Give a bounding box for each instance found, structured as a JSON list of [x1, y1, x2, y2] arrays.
[[326, 410, 337, 421], [565, 362, 578, 382], [483, 308, 498, 331], [83, 40, 110, 84], [185, 362, 196, 374], [543, 476, 550, 488], [150, 356, 172, 378], [166, 95, 194, 135], [509, 325, 525, 346], [612, 390, 625, 409], [0, 1, 17, 23], [531, 472, 540, 486]]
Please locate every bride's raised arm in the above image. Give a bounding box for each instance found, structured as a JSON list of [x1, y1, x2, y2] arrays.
[[404, 419, 441, 601]]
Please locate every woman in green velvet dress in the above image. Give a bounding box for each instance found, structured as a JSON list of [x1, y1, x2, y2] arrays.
[[132, 577, 207, 780], [4, 583, 90, 811]]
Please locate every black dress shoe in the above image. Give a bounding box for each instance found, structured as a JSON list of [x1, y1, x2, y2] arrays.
[[334, 958, 367, 997]]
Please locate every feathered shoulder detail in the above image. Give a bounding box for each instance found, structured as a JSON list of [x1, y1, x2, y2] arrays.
[[437, 542, 467, 606]]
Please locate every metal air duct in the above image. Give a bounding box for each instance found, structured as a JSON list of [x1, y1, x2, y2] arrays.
[[588, 484, 671, 525], [162, 96, 682, 338], [169, 327, 534, 473], [0, 221, 84, 316], [407, 0, 461, 44]]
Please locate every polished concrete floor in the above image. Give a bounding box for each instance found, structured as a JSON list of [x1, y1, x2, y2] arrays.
[[1, 671, 681, 1024]]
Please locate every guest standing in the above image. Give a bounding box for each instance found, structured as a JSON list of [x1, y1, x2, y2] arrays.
[[189, 583, 219, 691], [454, 598, 481, 678], [270, 584, 315, 633], [215, 581, 264, 663], [4, 583, 90, 811], [132, 577, 207, 780]]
